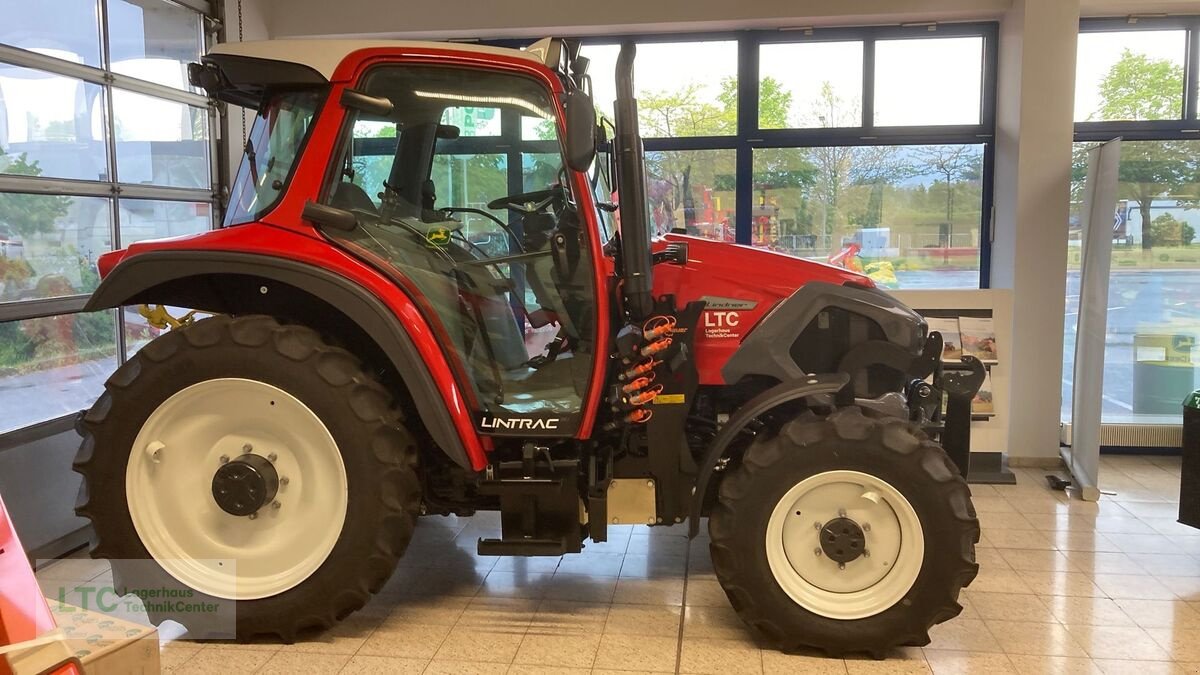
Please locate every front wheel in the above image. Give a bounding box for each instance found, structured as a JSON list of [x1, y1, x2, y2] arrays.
[[74, 315, 421, 641], [709, 407, 979, 657]]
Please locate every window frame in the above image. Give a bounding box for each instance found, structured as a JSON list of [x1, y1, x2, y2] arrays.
[[319, 63, 567, 216], [492, 22, 999, 287], [0, 1, 220, 322], [225, 87, 328, 226], [1074, 16, 1200, 142], [0, 0, 220, 435], [1067, 16, 1200, 430]]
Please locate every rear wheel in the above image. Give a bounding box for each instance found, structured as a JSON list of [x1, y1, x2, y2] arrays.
[[709, 407, 978, 657], [74, 315, 421, 641]]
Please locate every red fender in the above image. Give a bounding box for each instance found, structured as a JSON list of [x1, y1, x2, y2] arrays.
[[98, 223, 489, 470]]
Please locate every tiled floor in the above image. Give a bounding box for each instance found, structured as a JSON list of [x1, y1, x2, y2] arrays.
[[35, 454, 1200, 674]]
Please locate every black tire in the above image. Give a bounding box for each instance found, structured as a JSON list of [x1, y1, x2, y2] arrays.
[[73, 315, 421, 641], [708, 407, 979, 657]]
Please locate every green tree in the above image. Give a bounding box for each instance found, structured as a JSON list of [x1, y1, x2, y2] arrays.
[[638, 82, 729, 138], [349, 124, 398, 194], [745, 78, 818, 238], [1094, 49, 1185, 121], [1148, 212, 1196, 247], [917, 145, 984, 245], [715, 75, 791, 129], [638, 76, 800, 232], [803, 84, 911, 245], [1093, 50, 1197, 250], [0, 319, 35, 371], [0, 148, 72, 237], [639, 78, 730, 231]]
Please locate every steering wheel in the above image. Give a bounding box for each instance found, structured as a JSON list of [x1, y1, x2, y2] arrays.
[[486, 186, 565, 214]]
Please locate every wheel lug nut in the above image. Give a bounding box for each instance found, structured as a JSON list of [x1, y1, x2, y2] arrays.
[[280, 476, 290, 487], [838, 562, 846, 570], [272, 500, 281, 510], [813, 521, 822, 530], [248, 512, 258, 520], [862, 523, 871, 532], [242, 443, 253, 454], [813, 547, 822, 557], [837, 508, 847, 518], [267, 452, 278, 463], [863, 549, 870, 558], [219, 454, 230, 465]]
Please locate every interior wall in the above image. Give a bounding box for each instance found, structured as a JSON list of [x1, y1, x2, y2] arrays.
[[990, 0, 1080, 460], [0, 427, 89, 559]]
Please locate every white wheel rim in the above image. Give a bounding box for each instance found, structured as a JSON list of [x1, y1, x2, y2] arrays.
[[126, 378, 348, 600], [766, 470, 924, 620]]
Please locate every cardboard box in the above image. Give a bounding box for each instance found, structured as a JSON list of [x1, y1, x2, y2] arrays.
[[46, 601, 159, 675]]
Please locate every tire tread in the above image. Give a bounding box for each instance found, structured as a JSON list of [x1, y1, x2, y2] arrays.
[[73, 315, 420, 642], [709, 407, 978, 657]]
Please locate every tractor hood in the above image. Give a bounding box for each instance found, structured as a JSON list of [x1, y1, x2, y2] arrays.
[[651, 234, 885, 385], [652, 233, 875, 308]]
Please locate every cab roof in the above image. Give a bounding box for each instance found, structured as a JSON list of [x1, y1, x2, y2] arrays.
[[208, 39, 544, 82]]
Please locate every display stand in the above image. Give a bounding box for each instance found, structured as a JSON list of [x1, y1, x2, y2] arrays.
[[1062, 139, 1122, 502]]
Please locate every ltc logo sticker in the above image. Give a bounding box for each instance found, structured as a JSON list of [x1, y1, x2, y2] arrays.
[[426, 226, 452, 248], [704, 310, 741, 339]]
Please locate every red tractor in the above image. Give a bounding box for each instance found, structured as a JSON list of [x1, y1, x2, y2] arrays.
[[74, 38, 979, 656]]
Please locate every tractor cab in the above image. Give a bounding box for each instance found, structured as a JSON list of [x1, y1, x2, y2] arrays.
[[194, 38, 608, 436], [319, 64, 600, 430]]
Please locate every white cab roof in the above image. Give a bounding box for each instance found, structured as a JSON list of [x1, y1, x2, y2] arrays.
[[209, 39, 541, 81]]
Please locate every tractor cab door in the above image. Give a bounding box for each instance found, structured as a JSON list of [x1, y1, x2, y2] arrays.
[[321, 64, 598, 436]]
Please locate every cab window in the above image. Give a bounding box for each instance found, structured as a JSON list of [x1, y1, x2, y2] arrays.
[[225, 89, 323, 226], [322, 65, 597, 431]]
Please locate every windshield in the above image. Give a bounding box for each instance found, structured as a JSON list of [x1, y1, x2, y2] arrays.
[[224, 89, 324, 226]]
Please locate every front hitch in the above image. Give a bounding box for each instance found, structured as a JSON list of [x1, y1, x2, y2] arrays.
[[906, 330, 986, 478], [939, 355, 986, 477]]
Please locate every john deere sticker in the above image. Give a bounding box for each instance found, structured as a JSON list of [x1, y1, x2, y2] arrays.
[[426, 227, 452, 247]]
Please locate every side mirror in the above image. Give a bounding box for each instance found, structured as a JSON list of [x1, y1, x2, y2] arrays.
[[563, 90, 596, 173], [341, 89, 393, 117]]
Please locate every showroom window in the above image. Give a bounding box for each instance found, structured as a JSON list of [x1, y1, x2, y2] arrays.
[[1074, 27, 1189, 123], [0, 0, 218, 435], [759, 41, 864, 129], [873, 37, 984, 127], [510, 24, 998, 286], [633, 40, 739, 138], [753, 143, 986, 286], [1062, 17, 1200, 427]]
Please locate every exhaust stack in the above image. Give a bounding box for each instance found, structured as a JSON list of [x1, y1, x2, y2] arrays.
[[613, 43, 654, 320]]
